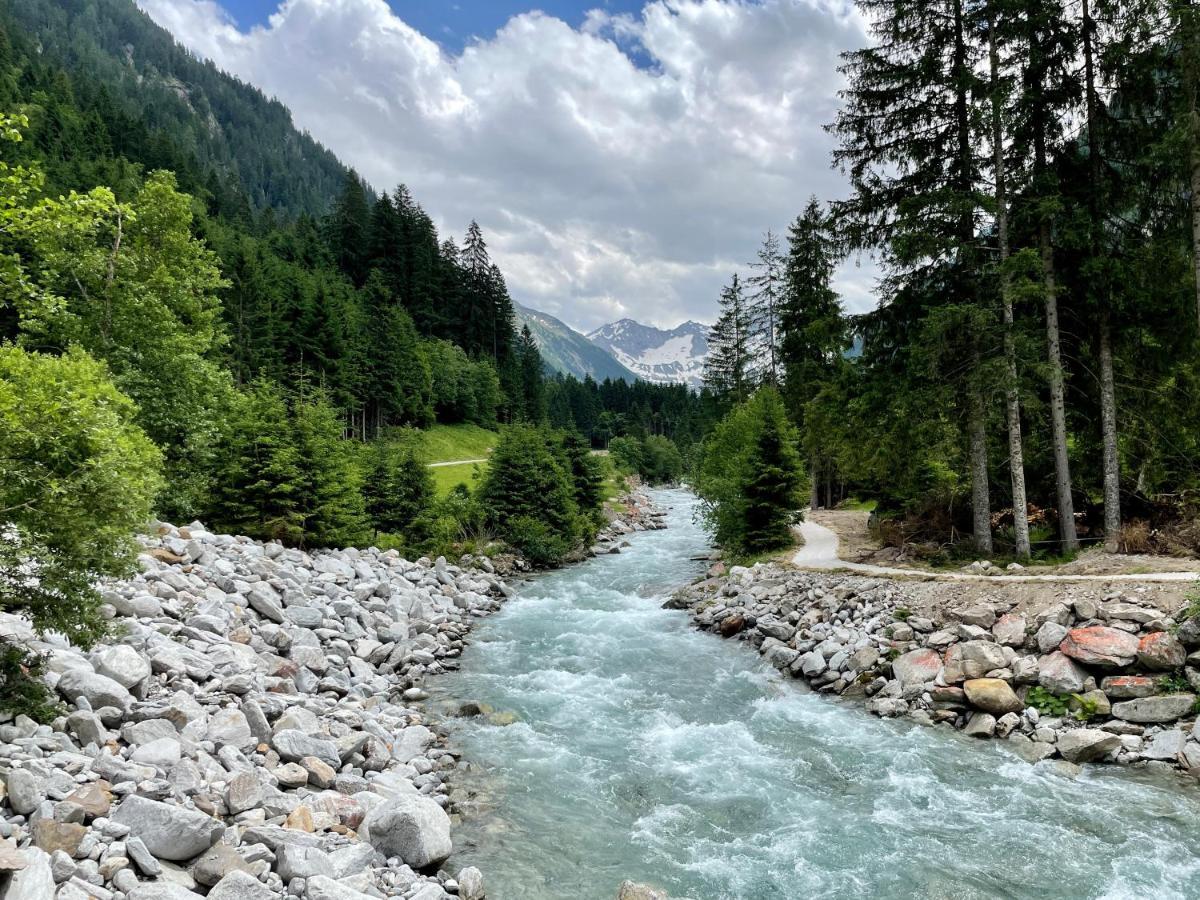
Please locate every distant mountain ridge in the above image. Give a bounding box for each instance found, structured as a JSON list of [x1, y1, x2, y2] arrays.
[[587, 318, 709, 389], [514, 304, 637, 383]]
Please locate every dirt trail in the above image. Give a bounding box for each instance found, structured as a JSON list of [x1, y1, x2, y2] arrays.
[[791, 516, 1200, 585]]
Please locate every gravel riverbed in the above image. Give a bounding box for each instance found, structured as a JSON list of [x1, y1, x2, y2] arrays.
[[0, 490, 663, 900]]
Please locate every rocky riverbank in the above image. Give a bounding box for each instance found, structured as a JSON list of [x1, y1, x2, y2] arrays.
[[671, 561, 1200, 777], [0, 487, 661, 900]]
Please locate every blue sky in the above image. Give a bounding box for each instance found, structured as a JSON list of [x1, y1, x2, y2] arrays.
[[219, 1, 646, 51]]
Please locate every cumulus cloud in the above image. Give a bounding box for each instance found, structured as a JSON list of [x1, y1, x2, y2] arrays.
[[137, 0, 873, 330]]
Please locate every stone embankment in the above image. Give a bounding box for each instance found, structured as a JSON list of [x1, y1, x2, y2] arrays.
[[0, 488, 659, 900], [672, 561, 1200, 776]]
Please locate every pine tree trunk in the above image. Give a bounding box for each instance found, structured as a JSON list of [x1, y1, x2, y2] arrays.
[[810, 453, 820, 510], [1081, 0, 1120, 552], [1099, 312, 1121, 552], [1041, 228, 1079, 550], [1193, 149, 1200, 333], [989, 9, 1030, 559], [1027, 0, 1077, 551], [1183, 1, 1200, 333], [968, 350, 993, 555], [954, 0, 990, 555]]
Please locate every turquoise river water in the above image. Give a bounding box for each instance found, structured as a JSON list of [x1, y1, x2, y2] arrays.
[[435, 489, 1200, 900]]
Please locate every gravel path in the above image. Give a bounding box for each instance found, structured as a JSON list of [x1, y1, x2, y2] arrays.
[[792, 519, 1200, 584]]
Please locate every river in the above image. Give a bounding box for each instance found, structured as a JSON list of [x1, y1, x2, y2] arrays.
[[434, 489, 1200, 900]]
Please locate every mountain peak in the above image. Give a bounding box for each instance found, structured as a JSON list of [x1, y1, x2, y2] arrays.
[[514, 304, 636, 383], [587, 318, 709, 389]]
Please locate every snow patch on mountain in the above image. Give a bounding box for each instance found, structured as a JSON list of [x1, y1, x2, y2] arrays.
[[587, 318, 709, 389]]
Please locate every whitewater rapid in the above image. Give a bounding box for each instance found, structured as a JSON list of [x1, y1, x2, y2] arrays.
[[435, 489, 1200, 900]]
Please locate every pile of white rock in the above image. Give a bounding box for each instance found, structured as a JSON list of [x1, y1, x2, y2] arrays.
[[0, 520, 507, 900], [673, 562, 1200, 777]]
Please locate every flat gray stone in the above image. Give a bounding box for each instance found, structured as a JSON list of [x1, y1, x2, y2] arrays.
[[128, 885, 204, 900], [6, 768, 44, 816], [56, 669, 132, 712], [272, 730, 339, 769], [1141, 729, 1187, 761], [207, 871, 274, 900], [3, 847, 55, 900], [362, 793, 452, 869], [93, 645, 152, 689], [112, 796, 223, 862], [1056, 729, 1120, 763], [1112, 694, 1196, 724], [304, 875, 375, 900]]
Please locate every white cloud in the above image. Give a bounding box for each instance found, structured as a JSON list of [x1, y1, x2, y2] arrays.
[[137, 0, 874, 330]]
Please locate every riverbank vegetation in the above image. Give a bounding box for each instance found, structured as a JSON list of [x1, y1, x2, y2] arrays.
[[0, 0, 704, 697], [703, 0, 1200, 563], [696, 388, 805, 557]]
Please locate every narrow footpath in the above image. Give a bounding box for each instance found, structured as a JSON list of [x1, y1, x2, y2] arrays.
[[792, 518, 1200, 583]]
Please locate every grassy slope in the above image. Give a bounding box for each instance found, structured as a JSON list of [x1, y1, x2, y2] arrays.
[[430, 462, 487, 496], [418, 425, 498, 496], [419, 424, 498, 463]]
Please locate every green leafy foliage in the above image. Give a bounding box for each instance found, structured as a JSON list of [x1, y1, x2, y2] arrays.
[[609, 434, 685, 485], [1024, 686, 1072, 717], [478, 425, 595, 565], [1157, 672, 1192, 695], [207, 381, 367, 548], [0, 644, 62, 722], [409, 485, 488, 559], [0, 345, 162, 645], [1026, 686, 1101, 722], [561, 431, 605, 515], [696, 388, 805, 555], [364, 430, 436, 542]]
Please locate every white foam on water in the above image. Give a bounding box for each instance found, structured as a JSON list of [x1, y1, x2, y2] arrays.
[[437, 489, 1200, 900]]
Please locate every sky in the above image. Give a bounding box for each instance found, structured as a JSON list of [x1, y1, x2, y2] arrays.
[[137, 0, 875, 332]]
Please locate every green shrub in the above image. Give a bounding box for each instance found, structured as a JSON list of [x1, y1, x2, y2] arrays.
[[0, 645, 62, 722], [1024, 686, 1071, 717], [1157, 672, 1191, 694], [608, 436, 645, 475], [478, 425, 588, 565], [1027, 685, 1099, 721], [410, 485, 488, 557], [560, 431, 604, 516], [364, 430, 435, 541], [642, 435, 685, 484], [0, 346, 162, 719], [504, 515, 570, 567], [607, 434, 685, 485], [207, 381, 368, 548], [696, 387, 804, 555], [0, 346, 162, 645]]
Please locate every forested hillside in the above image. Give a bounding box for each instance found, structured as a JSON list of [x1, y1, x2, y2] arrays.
[[702, 0, 1200, 562], [5, 0, 348, 218], [0, 0, 712, 606]]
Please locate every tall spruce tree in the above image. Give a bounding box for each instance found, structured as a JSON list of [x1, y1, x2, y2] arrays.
[[461, 221, 494, 358], [831, 0, 994, 551], [986, 0, 1032, 558], [704, 274, 752, 404], [327, 169, 371, 287], [746, 230, 786, 384], [779, 198, 846, 509], [1012, 0, 1082, 550], [517, 324, 545, 422]]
